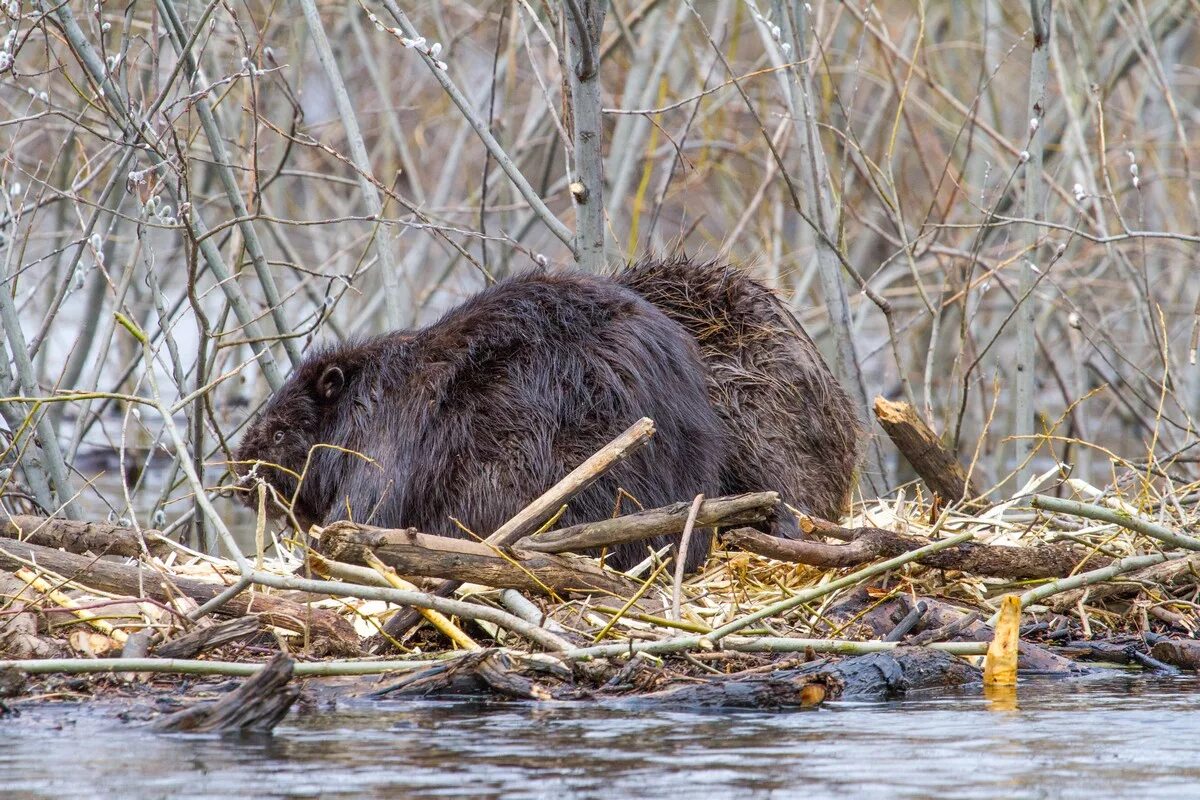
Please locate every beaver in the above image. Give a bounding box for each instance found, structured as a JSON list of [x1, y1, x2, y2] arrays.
[[232, 270, 726, 572], [616, 256, 862, 535]]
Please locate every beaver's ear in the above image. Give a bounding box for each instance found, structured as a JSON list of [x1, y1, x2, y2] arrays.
[[316, 365, 345, 401]]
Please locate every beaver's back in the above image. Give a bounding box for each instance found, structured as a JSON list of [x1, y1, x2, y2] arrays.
[[617, 256, 861, 529]]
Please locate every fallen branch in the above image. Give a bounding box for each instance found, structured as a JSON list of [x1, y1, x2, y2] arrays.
[[320, 523, 640, 598], [1016, 551, 1176, 612], [1043, 552, 1200, 612], [0, 656, 445, 677], [633, 647, 981, 707], [155, 616, 263, 660], [1032, 495, 1200, 551], [521, 492, 778, 554], [0, 515, 174, 559], [377, 418, 656, 645], [729, 521, 1101, 579]]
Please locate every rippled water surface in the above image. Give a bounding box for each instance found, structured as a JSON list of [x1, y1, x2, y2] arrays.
[[3, 676, 1199, 799]]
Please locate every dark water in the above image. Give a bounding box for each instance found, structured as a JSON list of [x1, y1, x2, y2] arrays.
[[3, 676, 1198, 800]]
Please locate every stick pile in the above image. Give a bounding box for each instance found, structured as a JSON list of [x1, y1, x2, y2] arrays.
[[1, 410, 1198, 718]]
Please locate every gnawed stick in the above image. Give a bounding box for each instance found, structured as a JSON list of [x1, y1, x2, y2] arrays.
[[15, 567, 129, 645], [375, 417, 656, 647], [671, 494, 705, 622], [729, 520, 1106, 579], [874, 396, 982, 507], [521, 492, 777, 554]]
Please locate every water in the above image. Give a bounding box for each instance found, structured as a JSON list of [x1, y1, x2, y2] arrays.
[[3, 675, 1198, 799]]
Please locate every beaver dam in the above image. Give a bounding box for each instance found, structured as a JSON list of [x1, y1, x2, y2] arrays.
[[3, 409, 1199, 735]]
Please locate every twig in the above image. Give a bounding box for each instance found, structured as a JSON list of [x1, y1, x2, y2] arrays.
[[299, 0, 405, 328], [671, 493, 704, 621]]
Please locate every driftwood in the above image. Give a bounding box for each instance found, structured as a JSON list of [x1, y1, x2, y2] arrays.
[[0, 515, 174, 560], [1056, 639, 1178, 673], [377, 646, 980, 708], [0, 538, 362, 656], [728, 518, 1109, 580], [1151, 639, 1200, 670], [520, 492, 779, 554], [377, 418, 657, 646], [319, 523, 640, 599], [633, 648, 980, 707], [372, 649, 574, 701], [874, 396, 981, 506], [155, 616, 264, 660], [153, 653, 299, 733]]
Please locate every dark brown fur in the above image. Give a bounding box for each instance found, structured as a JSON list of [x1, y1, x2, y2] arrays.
[[232, 270, 726, 572], [617, 256, 862, 535]]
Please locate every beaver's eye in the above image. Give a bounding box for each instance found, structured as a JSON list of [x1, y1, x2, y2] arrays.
[[273, 430, 286, 445]]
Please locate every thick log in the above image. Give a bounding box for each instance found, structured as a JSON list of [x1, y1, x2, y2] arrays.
[[320, 523, 639, 599], [521, 492, 778, 554], [0, 538, 362, 656], [874, 396, 981, 506], [153, 653, 299, 733], [732, 517, 1109, 580], [0, 515, 174, 559], [377, 417, 656, 646]]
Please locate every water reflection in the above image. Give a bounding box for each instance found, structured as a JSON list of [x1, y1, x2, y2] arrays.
[[3, 676, 1199, 799]]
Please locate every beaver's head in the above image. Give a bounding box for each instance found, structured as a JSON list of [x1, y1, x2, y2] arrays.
[[230, 333, 411, 528]]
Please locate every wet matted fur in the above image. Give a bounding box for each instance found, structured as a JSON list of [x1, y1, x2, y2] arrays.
[[617, 255, 862, 534], [233, 270, 727, 572]]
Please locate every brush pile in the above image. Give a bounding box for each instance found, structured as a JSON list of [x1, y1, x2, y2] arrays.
[[2, 406, 1199, 729]]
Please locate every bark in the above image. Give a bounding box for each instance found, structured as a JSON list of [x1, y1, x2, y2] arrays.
[[0, 538, 362, 656], [154, 616, 263, 660], [1151, 639, 1200, 671]]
